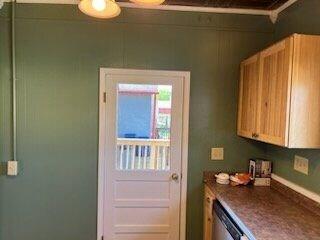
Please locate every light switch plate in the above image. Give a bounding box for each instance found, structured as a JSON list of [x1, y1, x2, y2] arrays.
[[294, 155, 308, 175], [211, 148, 224, 160], [7, 160, 18, 176]]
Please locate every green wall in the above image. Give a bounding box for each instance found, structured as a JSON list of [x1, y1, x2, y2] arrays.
[[0, 3, 274, 240], [265, 0, 320, 194]]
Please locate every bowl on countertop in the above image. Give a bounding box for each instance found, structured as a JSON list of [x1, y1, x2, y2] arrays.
[[215, 173, 230, 185]]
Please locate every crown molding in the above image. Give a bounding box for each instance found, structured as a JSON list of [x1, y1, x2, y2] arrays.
[[269, 0, 298, 23], [117, 2, 270, 15], [3, 0, 299, 22], [7, 0, 79, 3]]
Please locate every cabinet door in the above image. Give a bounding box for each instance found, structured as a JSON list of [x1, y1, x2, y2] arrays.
[[237, 54, 260, 139], [289, 34, 320, 148], [257, 37, 293, 146], [203, 186, 214, 240]]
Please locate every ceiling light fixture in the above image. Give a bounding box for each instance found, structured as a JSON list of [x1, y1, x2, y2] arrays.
[[92, 0, 107, 11], [78, 0, 121, 19], [129, 0, 165, 6]]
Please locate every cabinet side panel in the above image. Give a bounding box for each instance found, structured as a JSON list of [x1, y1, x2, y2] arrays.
[[289, 35, 320, 148], [203, 186, 215, 240]]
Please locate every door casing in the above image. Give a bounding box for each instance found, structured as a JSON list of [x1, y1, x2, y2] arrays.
[[97, 68, 190, 240]]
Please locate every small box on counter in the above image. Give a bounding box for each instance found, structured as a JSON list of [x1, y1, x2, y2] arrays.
[[249, 159, 272, 186], [253, 178, 271, 186], [249, 158, 272, 178]]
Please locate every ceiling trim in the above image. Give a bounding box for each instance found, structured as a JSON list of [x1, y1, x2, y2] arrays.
[[3, 0, 299, 22], [118, 2, 270, 15], [274, 0, 298, 14], [270, 0, 298, 22]]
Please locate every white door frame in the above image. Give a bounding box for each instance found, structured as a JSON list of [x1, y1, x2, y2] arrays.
[[97, 68, 190, 240]]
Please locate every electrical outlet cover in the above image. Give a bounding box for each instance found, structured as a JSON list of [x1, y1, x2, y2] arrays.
[[211, 148, 224, 160], [7, 161, 18, 176], [294, 155, 308, 175]]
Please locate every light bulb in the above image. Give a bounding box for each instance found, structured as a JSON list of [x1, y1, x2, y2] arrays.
[[92, 0, 107, 11]]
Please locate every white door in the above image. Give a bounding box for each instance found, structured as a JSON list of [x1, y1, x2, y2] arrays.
[[98, 69, 189, 240]]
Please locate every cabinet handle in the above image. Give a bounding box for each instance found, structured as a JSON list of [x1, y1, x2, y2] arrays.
[[206, 197, 211, 203], [252, 133, 259, 138], [208, 218, 211, 222]]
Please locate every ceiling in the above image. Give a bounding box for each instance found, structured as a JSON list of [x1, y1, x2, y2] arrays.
[[119, 0, 290, 10]]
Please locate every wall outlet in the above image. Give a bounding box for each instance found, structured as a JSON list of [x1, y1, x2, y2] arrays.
[[294, 155, 308, 175], [7, 161, 18, 176], [211, 148, 224, 160]]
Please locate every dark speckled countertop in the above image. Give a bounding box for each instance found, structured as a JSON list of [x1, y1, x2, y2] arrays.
[[205, 177, 320, 240]]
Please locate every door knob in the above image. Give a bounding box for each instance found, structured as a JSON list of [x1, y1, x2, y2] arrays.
[[171, 173, 179, 181]]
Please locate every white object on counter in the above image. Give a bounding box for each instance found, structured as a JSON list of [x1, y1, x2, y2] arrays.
[[215, 173, 230, 185]]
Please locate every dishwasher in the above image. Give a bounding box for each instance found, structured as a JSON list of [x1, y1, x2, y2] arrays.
[[213, 200, 249, 240]]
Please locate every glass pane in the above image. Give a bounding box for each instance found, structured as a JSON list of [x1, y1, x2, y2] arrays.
[[116, 84, 172, 171]]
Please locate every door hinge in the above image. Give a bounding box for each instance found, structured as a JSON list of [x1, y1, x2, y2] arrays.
[[103, 92, 106, 103]]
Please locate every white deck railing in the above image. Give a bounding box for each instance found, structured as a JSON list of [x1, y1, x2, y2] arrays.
[[117, 138, 170, 170]]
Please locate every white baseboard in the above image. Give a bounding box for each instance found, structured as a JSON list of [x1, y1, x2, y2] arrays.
[[271, 173, 320, 204]]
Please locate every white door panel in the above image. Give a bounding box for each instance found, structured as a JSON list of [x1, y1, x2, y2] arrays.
[[114, 181, 170, 199], [102, 71, 184, 240]]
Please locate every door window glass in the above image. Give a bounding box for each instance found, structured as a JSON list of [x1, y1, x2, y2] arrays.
[[116, 84, 172, 171]]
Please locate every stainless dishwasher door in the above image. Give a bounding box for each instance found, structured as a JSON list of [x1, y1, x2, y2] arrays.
[[213, 201, 245, 240], [213, 210, 234, 240]]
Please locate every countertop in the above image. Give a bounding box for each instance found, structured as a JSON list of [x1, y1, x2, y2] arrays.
[[205, 177, 320, 240]]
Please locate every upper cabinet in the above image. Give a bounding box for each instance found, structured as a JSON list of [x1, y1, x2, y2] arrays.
[[237, 34, 320, 148], [238, 54, 260, 139], [257, 37, 293, 146]]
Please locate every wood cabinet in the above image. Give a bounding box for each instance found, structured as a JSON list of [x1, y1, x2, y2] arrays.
[[257, 37, 293, 146], [237, 54, 260, 139], [238, 34, 320, 148], [203, 185, 215, 240]]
